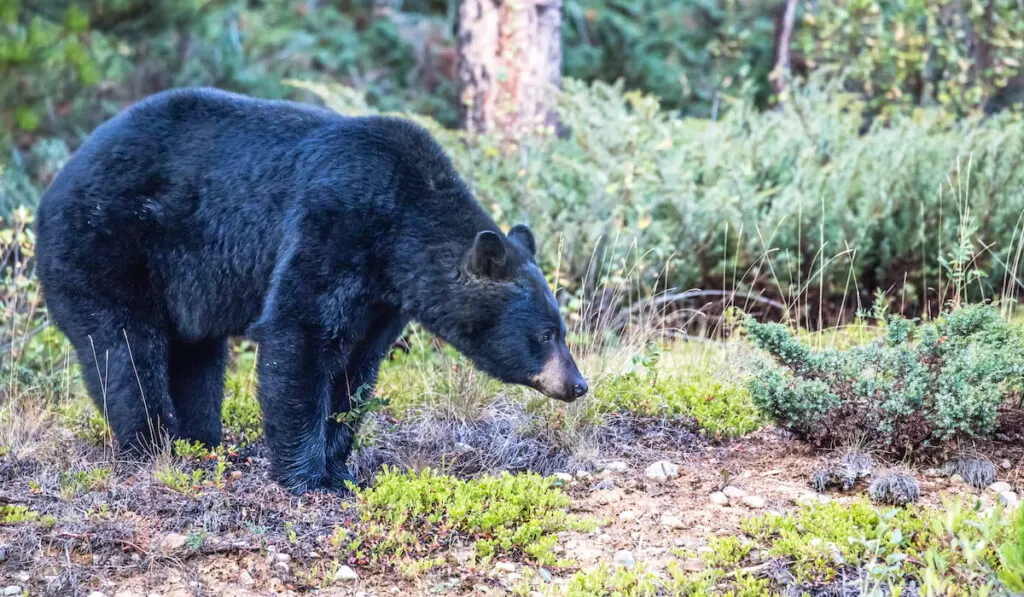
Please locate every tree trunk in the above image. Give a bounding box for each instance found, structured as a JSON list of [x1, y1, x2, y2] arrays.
[[457, 0, 562, 139], [770, 0, 799, 101]]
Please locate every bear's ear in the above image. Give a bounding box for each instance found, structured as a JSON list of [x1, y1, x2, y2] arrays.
[[468, 230, 508, 279], [507, 224, 536, 259]]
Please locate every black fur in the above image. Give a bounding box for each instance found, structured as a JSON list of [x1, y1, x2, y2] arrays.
[[35, 88, 587, 494]]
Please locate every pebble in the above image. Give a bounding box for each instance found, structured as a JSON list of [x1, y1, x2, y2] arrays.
[[742, 495, 766, 509], [0, 547, 6, 563], [1000, 491, 1020, 508], [598, 533, 613, 543], [159, 533, 187, 553], [538, 568, 553, 583], [722, 486, 747, 499], [553, 472, 573, 484], [592, 478, 615, 491], [274, 561, 290, 574], [661, 514, 685, 529], [709, 491, 729, 506], [240, 570, 255, 585], [990, 481, 1013, 494], [603, 461, 629, 473], [619, 510, 640, 521], [1002, 460, 1013, 470], [644, 460, 680, 483], [334, 565, 359, 582], [576, 471, 592, 480], [950, 474, 965, 484], [454, 442, 474, 454], [229, 470, 244, 481], [275, 553, 292, 563], [2, 588, 21, 597], [597, 488, 624, 504], [87, 592, 107, 597], [613, 550, 636, 569], [494, 561, 517, 574]]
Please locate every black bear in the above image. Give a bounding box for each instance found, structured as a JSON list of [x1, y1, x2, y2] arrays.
[[35, 88, 588, 494]]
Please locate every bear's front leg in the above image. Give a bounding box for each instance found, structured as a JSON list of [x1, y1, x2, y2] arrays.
[[256, 323, 337, 494], [324, 308, 408, 491]]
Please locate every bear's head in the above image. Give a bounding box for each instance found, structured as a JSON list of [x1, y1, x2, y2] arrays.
[[450, 224, 588, 402]]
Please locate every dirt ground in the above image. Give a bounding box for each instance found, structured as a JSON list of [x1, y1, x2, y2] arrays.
[[4, 427, 1018, 597]]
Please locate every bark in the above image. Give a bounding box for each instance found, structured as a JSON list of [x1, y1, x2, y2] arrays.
[[457, 0, 562, 138], [770, 0, 799, 100]]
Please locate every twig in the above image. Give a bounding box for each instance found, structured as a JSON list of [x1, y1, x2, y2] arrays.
[[610, 289, 787, 331]]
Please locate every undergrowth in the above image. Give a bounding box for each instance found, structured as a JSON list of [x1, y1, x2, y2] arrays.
[[566, 498, 1023, 596], [341, 467, 593, 572], [746, 303, 1024, 457]]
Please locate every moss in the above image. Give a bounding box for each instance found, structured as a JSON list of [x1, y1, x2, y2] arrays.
[[344, 467, 593, 569], [1, 504, 55, 527], [591, 370, 761, 438]]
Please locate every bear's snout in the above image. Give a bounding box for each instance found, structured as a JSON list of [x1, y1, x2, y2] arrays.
[[531, 348, 588, 402]]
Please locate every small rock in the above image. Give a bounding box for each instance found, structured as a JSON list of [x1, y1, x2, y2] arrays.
[[0, 547, 6, 563], [2, 588, 22, 597], [597, 488, 624, 504], [681, 559, 705, 572], [709, 492, 729, 506], [274, 561, 290, 574], [741, 495, 766, 509], [552, 472, 573, 484], [990, 481, 1013, 494], [334, 565, 359, 582], [592, 478, 615, 491], [275, 553, 292, 563], [603, 461, 629, 473], [454, 442, 474, 454], [159, 533, 188, 553], [923, 468, 943, 477], [240, 571, 255, 585], [644, 460, 680, 483], [722, 486, 747, 499], [619, 510, 640, 521], [229, 470, 243, 481], [598, 533, 613, 544], [613, 550, 636, 569], [576, 471, 592, 480], [1000, 491, 1020, 508], [950, 474, 965, 484], [538, 568, 553, 583], [794, 494, 819, 506], [494, 561, 517, 574], [661, 514, 685, 529], [308, 551, 321, 559], [1002, 460, 1013, 470], [88, 592, 107, 597]]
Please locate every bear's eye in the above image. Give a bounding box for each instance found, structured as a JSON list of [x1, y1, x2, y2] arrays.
[[539, 330, 553, 343]]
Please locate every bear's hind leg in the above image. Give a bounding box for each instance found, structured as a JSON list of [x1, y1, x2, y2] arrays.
[[74, 322, 177, 456], [169, 338, 228, 448]]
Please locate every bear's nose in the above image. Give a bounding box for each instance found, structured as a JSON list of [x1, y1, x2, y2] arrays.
[[572, 381, 588, 398]]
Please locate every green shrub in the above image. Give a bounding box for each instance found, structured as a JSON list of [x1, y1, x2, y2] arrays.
[[1000, 505, 1024, 592], [746, 304, 1024, 456], [798, 0, 1024, 117], [740, 497, 1014, 593], [347, 467, 592, 568]]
